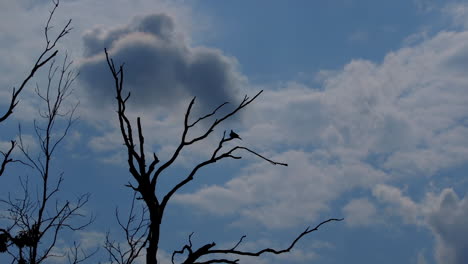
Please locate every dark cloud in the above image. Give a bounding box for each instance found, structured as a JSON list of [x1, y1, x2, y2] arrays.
[[427, 190, 468, 264], [78, 14, 244, 110]]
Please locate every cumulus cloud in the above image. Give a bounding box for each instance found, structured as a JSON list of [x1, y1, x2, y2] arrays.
[[174, 26, 468, 232], [76, 231, 106, 250], [444, 3, 468, 28], [427, 189, 468, 264], [78, 13, 245, 110], [255, 31, 468, 175], [342, 198, 378, 227], [372, 185, 468, 264], [372, 184, 422, 225], [174, 150, 385, 228]]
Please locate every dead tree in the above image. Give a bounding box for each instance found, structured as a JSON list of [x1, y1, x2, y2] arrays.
[[0, 53, 94, 264], [0, 0, 72, 178], [105, 50, 342, 264], [0, 1, 92, 262], [104, 192, 149, 264]]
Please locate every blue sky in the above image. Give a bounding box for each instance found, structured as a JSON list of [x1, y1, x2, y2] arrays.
[[1, 0, 468, 263]]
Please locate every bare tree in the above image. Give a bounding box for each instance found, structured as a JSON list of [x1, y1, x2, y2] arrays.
[[0, 0, 72, 178], [1, 0, 89, 262], [0, 51, 94, 264], [105, 50, 343, 264], [104, 192, 149, 264]]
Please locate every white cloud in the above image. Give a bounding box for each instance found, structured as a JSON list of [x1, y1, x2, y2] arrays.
[[342, 198, 378, 227], [16, 134, 39, 154], [372, 184, 423, 225], [84, 98, 227, 166], [88, 130, 123, 152], [372, 184, 468, 264], [0, 140, 13, 152], [45, 231, 105, 264], [174, 27, 468, 232], [427, 189, 468, 264], [5, 2, 468, 263], [444, 3, 468, 29], [76, 230, 106, 250], [244, 30, 468, 178], [175, 150, 385, 228]]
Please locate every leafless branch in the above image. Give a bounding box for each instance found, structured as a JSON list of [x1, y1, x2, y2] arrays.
[[0, 0, 71, 123], [230, 236, 246, 251], [172, 218, 344, 264], [0, 141, 15, 177], [1, 38, 92, 264], [105, 192, 149, 264], [105, 46, 341, 264], [160, 134, 287, 211], [67, 241, 99, 264], [151, 91, 263, 189], [0, 0, 72, 181]]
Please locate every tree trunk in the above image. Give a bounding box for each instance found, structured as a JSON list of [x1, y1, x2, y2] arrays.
[[146, 201, 161, 264], [146, 242, 158, 264]]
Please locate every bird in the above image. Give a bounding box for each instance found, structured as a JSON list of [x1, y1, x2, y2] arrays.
[[230, 130, 242, 140]]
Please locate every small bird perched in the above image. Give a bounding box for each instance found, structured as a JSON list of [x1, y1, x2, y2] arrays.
[[230, 130, 242, 140]]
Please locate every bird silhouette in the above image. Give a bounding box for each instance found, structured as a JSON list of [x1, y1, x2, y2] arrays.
[[230, 130, 242, 140]]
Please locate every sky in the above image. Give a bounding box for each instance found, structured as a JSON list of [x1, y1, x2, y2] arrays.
[[1, 0, 468, 263]]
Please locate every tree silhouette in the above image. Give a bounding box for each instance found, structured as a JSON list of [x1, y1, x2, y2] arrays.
[[1, 2, 343, 263], [105, 49, 343, 264], [0, 0, 71, 178], [0, 1, 94, 263]]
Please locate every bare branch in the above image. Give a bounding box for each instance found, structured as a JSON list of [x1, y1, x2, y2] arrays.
[[1, 29, 92, 264], [161, 136, 287, 211], [227, 146, 288, 166], [230, 236, 246, 251], [0, 0, 72, 179], [172, 218, 344, 264], [67, 241, 99, 264], [0, 0, 71, 123], [105, 47, 338, 264], [0, 141, 15, 177], [105, 192, 149, 264], [150, 91, 262, 188], [188, 102, 228, 128], [105, 49, 143, 186]]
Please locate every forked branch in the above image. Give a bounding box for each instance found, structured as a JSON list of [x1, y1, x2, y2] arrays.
[[0, 0, 72, 179], [1, 44, 92, 264], [0, 0, 72, 123], [160, 132, 287, 211], [105, 47, 325, 264], [150, 91, 263, 188], [172, 218, 344, 264], [0, 141, 15, 177], [104, 192, 149, 264]]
